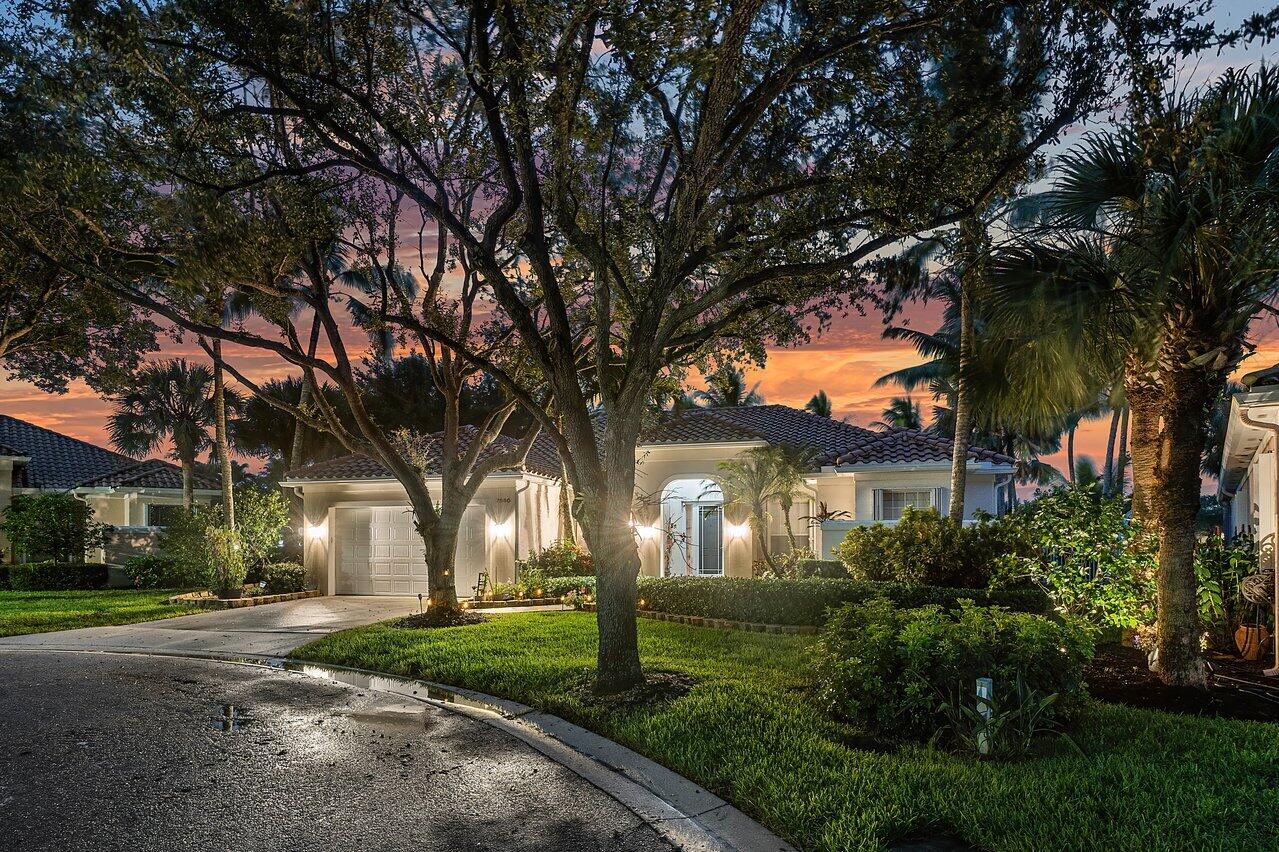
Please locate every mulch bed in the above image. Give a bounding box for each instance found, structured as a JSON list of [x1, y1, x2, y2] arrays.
[[1087, 644, 1279, 723], [576, 670, 698, 711], [394, 609, 489, 629]]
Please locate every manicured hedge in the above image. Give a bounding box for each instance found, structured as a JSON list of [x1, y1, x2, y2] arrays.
[[634, 576, 1050, 626], [9, 562, 110, 591]]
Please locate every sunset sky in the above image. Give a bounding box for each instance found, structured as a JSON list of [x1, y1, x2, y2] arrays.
[[4, 1, 1277, 487]]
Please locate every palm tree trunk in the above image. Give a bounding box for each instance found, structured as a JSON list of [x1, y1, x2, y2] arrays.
[[1066, 424, 1076, 484], [1117, 406, 1130, 496], [1103, 407, 1120, 495], [948, 276, 975, 521], [289, 318, 322, 473], [212, 338, 235, 529], [753, 510, 779, 574], [1150, 365, 1214, 688], [1127, 386, 1161, 535], [780, 498, 798, 552], [178, 445, 196, 510]]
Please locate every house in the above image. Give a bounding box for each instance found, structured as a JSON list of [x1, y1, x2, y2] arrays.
[[0, 415, 220, 564], [282, 404, 1016, 597]]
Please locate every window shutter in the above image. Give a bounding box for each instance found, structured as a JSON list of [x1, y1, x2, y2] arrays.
[[933, 487, 949, 517], [872, 489, 883, 521]]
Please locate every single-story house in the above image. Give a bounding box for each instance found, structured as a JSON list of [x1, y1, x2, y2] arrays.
[[0, 414, 220, 564], [282, 404, 1016, 597]]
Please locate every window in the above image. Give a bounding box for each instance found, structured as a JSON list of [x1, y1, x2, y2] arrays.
[[877, 489, 933, 521], [145, 503, 183, 528]]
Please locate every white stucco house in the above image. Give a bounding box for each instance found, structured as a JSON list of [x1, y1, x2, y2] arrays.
[[0, 414, 220, 564], [1220, 384, 1279, 568], [282, 404, 1017, 597]]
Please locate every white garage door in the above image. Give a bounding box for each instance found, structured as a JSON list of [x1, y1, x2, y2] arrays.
[[334, 505, 488, 597]]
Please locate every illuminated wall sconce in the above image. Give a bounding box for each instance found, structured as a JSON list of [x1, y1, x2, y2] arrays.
[[489, 519, 512, 539], [304, 521, 327, 541], [633, 524, 659, 540], [724, 522, 751, 539]]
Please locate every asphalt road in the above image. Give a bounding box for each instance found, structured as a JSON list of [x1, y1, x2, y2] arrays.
[[0, 652, 674, 852]]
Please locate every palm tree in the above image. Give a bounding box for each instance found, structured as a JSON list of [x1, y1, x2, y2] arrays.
[[107, 359, 216, 508], [871, 397, 923, 430], [696, 365, 763, 408], [805, 390, 833, 418], [766, 444, 816, 552], [995, 68, 1279, 686], [713, 447, 790, 574]]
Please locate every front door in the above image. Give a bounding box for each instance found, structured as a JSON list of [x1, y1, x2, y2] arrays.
[[696, 504, 723, 576]]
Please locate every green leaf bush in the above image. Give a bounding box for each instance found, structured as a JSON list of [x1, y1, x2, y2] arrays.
[[260, 561, 307, 594], [812, 598, 1093, 740], [632, 576, 1050, 625], [835, 507, 1032, 588], [519, 540, 594, 578], [9, 562, 110, 591], [0, 493, 112, 563], [122, 553, 201, 589], [544, 575, 596, 597]]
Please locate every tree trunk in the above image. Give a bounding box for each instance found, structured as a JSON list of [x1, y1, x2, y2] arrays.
[[579, 484, 644, 693], [1150, 366, 1214, 688], [753, 506, 779, 574], [1127, 385, 1162, 535], [948, 276, 975, 521], [1066, 424, 1076, 483], [289, 380, 310, 472], [558, 469, 574, 543], [407, 487, 460, 613], [780, 499, 798, 552], [212, 338, 235, 529], [1116, 406, 1130, 496], [1103, 407, 1120, 496], [178, 447, 196, 510]]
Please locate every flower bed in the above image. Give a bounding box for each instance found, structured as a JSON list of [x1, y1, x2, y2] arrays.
[[167, 588, 321, 609]]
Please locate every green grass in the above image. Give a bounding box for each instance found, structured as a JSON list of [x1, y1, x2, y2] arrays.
[[0, 590, 201, 636], [293, 611, 1279, 851]]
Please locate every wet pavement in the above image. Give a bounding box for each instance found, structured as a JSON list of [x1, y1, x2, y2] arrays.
[[0, 595, 429, 656], [0, 652, 673, 852]]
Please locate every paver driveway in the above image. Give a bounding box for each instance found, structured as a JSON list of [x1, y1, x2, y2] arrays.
[[0, 595, 426, 656]]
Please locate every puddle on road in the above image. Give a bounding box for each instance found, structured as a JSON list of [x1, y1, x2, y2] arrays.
[[213, 704, 253, 733]]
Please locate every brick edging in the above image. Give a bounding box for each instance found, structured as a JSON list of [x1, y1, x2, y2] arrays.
[[461, 597, 561, 610], [581, 603, 818, 635], [167, 589, 322, 609]]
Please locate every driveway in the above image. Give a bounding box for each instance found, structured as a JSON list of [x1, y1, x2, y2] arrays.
[[0, 595, 423, 656], [0, 651, 673, 852]]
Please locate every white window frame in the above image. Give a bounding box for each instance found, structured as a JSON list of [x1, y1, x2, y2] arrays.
[[873, 488, 943, 521]]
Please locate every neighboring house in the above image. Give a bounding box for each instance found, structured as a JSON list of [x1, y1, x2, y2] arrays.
[[0, 415, 220, 564], [282, 405, 1016, 597]]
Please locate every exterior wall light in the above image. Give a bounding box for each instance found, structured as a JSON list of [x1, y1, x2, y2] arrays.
[[304, 521, 327, 540], [633, 524, 659, 540], [490, 519, 512, 539], [724, 522, 751, 539]]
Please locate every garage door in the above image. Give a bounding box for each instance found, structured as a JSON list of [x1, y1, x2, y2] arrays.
[[334, 505, 488, 597]]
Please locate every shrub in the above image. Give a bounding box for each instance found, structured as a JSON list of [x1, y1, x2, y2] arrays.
[[520, 540, 594, 578], [204, 526, 247, 597], [755, 548, 850, 579], [260, 561, 307, 593], [993, 483, 1154, 629], [9, 562, 110, 591], [158, 507, 220, 581], [633, 576, 1050, 626], [0, 493, 112, 563], [544, 575, 595, 597], [1195, 531, 1257, 650], [122, 554, 201, 589], [235, 486, 291, 573], [794, 559, 850, 579], [812, 599, 1093, 741], [836, 508, 1031, 588]]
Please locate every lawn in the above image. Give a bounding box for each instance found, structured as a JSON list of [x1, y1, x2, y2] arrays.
[[293, 611, 1279, 852], [0, 590, 201, 637]]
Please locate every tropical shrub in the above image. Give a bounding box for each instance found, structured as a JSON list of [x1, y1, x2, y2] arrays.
[[1195, 531, 1258, 649], [0, 493, 111, 563], [812, 599, 1093, 742], [993, 483, 1154, 629], [8, 562, 110, 591], [755, 549, 851, 579], [122, 553, 200, 589], [633, 576, 1050, 626], [260, 561, 307, 593], [794, 558, 851, 579], [158, 507, 220, 581], [519, 540, 594, 578], [836, 507, 1031, 588], [544, 575, 595, 597], [203, 526, 247, 597], [235, 486, 291, 573]]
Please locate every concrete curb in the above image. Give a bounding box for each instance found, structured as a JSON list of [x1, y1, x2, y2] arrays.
[[0, 646, 795, 852]]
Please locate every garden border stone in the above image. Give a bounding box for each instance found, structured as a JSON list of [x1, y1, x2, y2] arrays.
[[166, 589, 321, 609]]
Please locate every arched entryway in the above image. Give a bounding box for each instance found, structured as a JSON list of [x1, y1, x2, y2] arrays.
[[659, 478, 726, 576]]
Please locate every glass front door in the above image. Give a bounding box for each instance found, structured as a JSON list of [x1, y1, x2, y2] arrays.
[[697, 505, 723, 575]]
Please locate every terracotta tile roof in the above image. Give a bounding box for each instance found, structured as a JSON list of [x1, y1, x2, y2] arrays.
[[285, 405, 1013, 483], [76, 458, 219, 491], [285, 425, 562, 482], [0, 415, 215, 492]]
